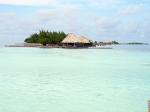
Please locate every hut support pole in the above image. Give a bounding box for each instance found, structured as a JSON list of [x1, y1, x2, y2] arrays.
[[148, 100, 150, 112]]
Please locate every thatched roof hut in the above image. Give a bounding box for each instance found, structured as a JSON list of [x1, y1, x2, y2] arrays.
[[62, 33, 80, 43], [62, 34, 90, 44]]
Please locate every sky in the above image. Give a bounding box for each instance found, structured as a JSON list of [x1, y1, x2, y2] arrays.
[[0, 0, 150, 45]]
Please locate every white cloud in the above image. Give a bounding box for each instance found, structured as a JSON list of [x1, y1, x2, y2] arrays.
[[120, 4, 144, 16], [0, 0, 122, 7], [37, 4, 80, 20], [0, 0, 149, 43], [89, 0, 121, 5], [87, 0, 122, 8], [0, 0, 57, 6], [36, 5, 83, 33], [96, 18, 119, 29], [0, 12, 16, 17]]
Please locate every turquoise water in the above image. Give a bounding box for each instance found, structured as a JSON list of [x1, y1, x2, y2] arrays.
[[0, 45, 150, 112]]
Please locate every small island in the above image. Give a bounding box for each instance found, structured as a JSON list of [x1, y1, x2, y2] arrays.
[[23, 30, 93, 48], [23, 30, 119, 48], [127, 42, 148, 45], [6, 30, 148, 48]]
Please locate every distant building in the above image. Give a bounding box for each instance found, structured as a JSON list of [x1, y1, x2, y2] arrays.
[[98, 41, 119, 45]]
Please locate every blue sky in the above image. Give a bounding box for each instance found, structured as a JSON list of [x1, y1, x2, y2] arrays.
[[0, 0, 150, 45]]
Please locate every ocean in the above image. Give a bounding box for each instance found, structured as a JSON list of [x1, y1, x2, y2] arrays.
[[0, 45, 150, 112]]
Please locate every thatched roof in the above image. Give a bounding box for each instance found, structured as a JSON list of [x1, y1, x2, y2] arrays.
[[62, 33, 80, 43], [62, 34, 90, 44], [78, 36, 90, 44]]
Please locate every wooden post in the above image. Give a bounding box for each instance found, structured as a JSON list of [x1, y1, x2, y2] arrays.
[[148, 100, 150, 112]]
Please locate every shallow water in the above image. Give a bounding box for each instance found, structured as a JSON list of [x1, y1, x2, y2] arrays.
[[0, 45, 150, 112]]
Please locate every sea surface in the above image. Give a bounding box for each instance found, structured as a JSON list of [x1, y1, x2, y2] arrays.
[[0, 45, 150, 112]]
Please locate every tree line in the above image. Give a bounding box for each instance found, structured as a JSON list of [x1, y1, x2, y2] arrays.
[[24, 30, 67, 46]]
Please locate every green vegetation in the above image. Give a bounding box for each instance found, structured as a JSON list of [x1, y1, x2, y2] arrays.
[[112, 41, 119, 44], [24, 30, 67, 46]]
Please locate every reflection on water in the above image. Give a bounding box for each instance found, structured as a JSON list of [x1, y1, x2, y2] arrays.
[[0, 46, 150, 112]]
